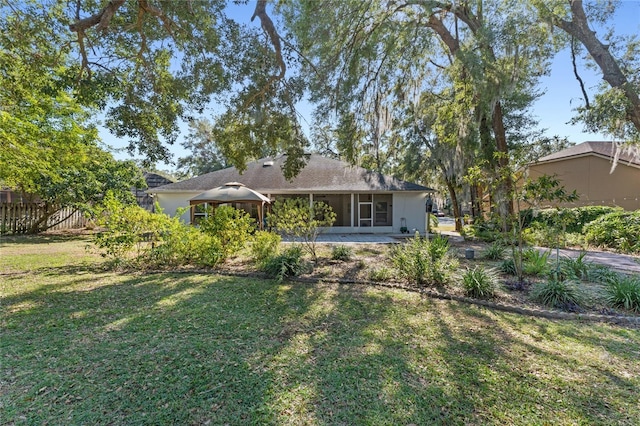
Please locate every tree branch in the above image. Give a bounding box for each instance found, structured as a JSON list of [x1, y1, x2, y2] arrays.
[[570, 35, 590, 109], [251, 0, 286, 80], [69, 0, 125, 33]]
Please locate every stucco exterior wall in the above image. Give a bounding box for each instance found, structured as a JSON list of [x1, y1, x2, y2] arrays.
[[155, 192, 196, 223], [528, 156, 640, 210], [392, 192, 427, 234]]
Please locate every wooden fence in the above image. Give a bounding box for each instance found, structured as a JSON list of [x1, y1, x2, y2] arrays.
[[0, 202, 88, 234]]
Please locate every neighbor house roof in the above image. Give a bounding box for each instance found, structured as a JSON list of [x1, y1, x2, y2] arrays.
[[151, 154, 434, 193], [536, 141, 640, 168]]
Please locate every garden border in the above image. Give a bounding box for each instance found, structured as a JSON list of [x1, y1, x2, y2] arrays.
[[176, 268, 640, 327]]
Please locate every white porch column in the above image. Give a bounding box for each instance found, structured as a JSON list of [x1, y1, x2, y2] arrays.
[[350, 193, 354, 227]]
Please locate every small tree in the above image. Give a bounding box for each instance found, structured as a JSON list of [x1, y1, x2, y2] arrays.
[[268, 198, 336, 262], [511, 174, 578, 282]]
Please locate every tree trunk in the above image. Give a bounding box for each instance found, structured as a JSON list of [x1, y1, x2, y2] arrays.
[[554, 0, 640, 133], [492, 100, 515, 230], [443, 176, 463, 232]]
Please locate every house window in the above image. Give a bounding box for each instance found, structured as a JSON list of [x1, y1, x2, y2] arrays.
[[192, 203, 208, 225]]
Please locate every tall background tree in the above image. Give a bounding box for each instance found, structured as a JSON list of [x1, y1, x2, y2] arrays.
[[280, 0, 556, 228], [533, 0, 640, 145], [1, 2, 144, 232]]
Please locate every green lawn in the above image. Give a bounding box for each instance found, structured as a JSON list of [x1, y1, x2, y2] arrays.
[[2, 235, 640, 425]]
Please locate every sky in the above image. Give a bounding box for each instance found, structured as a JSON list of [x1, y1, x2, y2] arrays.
[[101, 1, 640, 172]]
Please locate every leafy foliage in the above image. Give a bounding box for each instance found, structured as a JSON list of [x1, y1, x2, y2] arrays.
[[558, 252, 592, 281], [483, 241, 506, 260], [261, 246, 305, 282], [522, 248, 551, 277], [175, 119, 227, 179], [461, 266, 500, 299], [531, 277, 582, 310], [198, 205, 256, 259], [0, 7, 144, 228], [94, 194, 224, 269], [527, 206, 622, 234], [250, 231, 282, 266], [368, 266, 394, 282], [604, 274, 640, 312], [390, 234, 458, 287], [584, 211, 640, 253], [500, 258, 518, 276], [331, 245, 353, 261], [268, 198, 336, 262]]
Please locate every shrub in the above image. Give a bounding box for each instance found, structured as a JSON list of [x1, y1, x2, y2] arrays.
[[331, 245, 353, 261], [588, 264, 619, 284], [198, 205, 256, 258], [584, 210, 640, 253], [368, 266, 394, 282], [250, 231, 281, 265], [390, 234, 458, 286], [461, 266, 500, 299], [94, 194, 160, 260], [145, 222, 224, 269], [558, 252, 592, 281], [268, 198, 336, 262], [262, 246, 305, 282], [531, 277, 582, 310], [483, 241, 506, 260], [522, 222, 558, 248], [605, 274, 640, 312], [522, 248, 551, 276], [463, 220, 502, 242], [528, 206, 621, 233], [94, 194, 225, 269], [499, 258, 517, 275]]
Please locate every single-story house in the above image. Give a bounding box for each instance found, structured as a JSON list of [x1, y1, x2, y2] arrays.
[[149, 154, 434, 234], [527, 141, 640, 210]]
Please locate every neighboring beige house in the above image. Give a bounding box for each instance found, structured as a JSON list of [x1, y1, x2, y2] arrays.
[[149, 154, 434, 234], [528, 141, 640, 210]]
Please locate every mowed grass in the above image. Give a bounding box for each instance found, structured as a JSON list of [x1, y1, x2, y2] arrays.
[[2, 236, 640, 425]]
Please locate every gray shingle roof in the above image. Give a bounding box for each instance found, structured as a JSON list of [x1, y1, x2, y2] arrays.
[[151, 154, 434, 193], [537, 141, 640, 167]]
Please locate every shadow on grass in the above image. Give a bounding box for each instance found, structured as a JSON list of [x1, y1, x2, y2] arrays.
[[0, 233, 92, 245], [3, 266, 640, 425]]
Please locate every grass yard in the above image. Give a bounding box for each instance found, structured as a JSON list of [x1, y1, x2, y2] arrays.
[[2, 235, 640, 425]]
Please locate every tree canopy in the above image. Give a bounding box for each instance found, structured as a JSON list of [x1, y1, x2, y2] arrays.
[[2, 0, 638, 229], [0, 2, 144, 218]]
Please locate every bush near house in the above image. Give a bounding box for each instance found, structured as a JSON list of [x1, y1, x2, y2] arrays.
[[198, 205, 256, 258], [584, 210, 640, 254], [390, 233, 458, 286], [525, 206, 621, 233], [94, 195, 253, 268]]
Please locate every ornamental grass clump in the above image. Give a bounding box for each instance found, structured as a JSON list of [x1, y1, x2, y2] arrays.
[[604, 274, 640, 312], [331, 245, 353, 261], [522, 248, 551, 276], [262, 246, 305, 282], [531, 276, 582, 310], [558, 251, 592, 281], [483, 241, 506, 260], [391, 233, 458, 287], [368, 266, 394, 282], [461, 266, 500, 299]]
